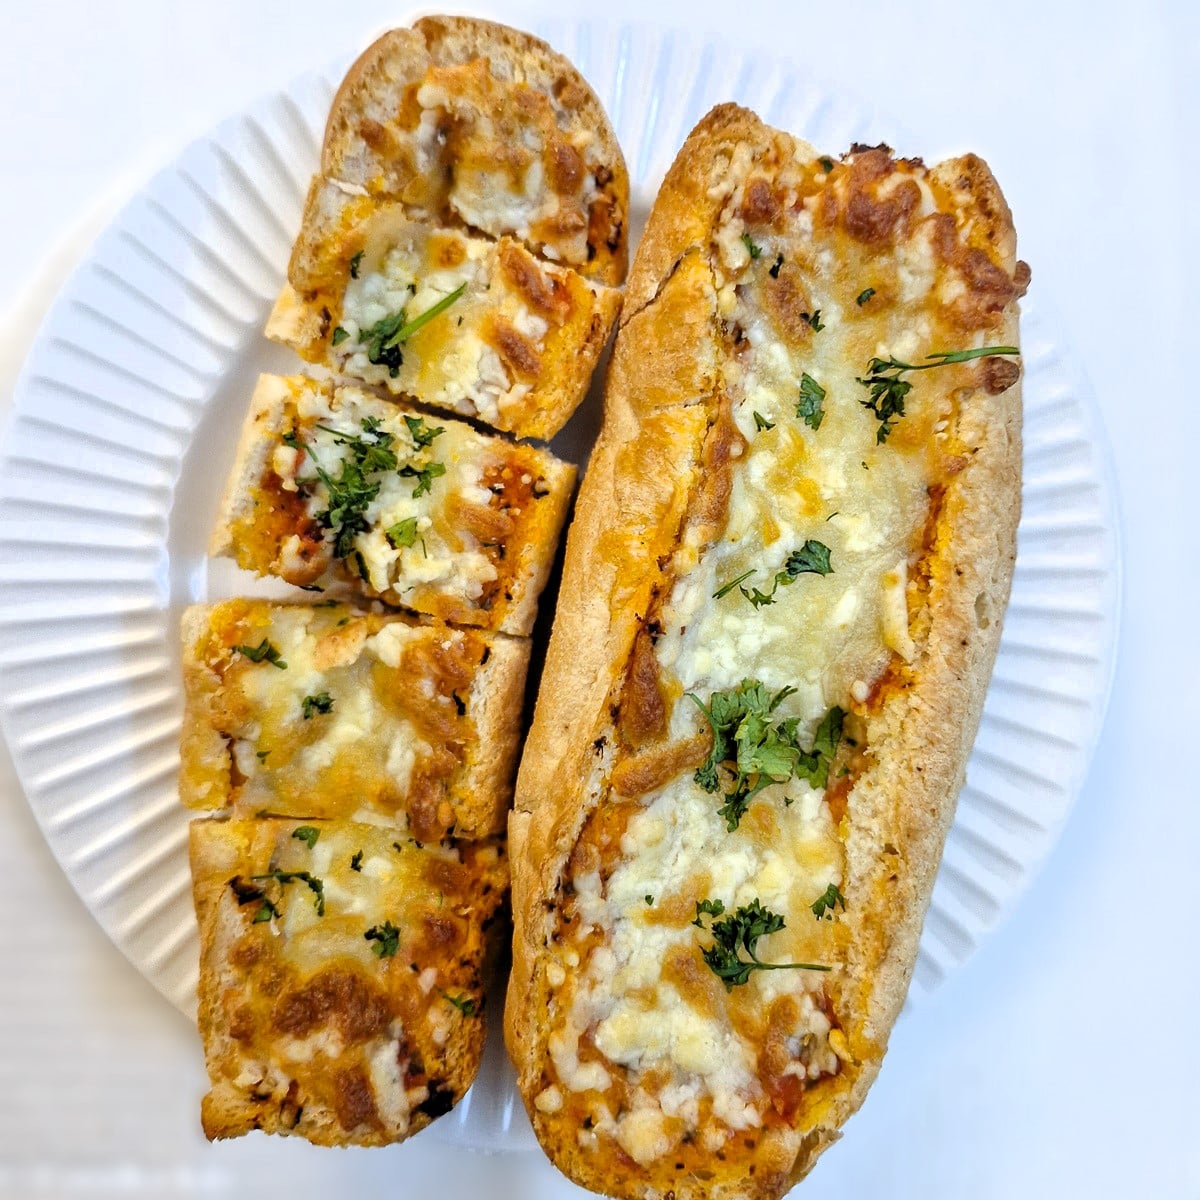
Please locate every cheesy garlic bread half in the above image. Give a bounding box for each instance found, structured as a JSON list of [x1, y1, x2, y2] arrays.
[[266, 15, 628, 440], [191, 817, 505, 1145], [179, 600, 527, 842], [507, 105, 1027, 1198], [211, 375, 575, 635]]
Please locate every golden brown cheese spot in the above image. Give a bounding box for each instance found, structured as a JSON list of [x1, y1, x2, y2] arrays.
[[661, 944, 723, 1020], [496, 240, 573, 322], [840, 146, 922, 246], [756, 259, 817, 344], [739, 176, 782, 226], [618, 625, 668, 746], [272, 968, 391, 1043], [610, 734, 710, 799], [332, 1065, 382, 1132], [488, 318, 542, 379]]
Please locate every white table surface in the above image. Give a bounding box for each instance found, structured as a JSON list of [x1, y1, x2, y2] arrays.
[[0, 2, 1196, 1197]]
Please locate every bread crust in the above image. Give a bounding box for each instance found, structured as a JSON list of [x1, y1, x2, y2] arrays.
[[507, 105, 1024, 1198]]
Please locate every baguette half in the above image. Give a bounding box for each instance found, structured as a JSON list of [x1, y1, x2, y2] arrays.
[[507, 105, 1027, 1198]]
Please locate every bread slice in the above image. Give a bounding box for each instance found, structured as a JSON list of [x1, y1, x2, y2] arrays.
[[179, 599, 528, 842], [318, 16, 627, 285], [210, 374, 575, 636], [191, 817, 506, 1145], [506, 105, 1027, 1198], [266, 184, 620, 439]]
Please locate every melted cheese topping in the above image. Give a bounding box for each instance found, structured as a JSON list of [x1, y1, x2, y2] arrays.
[[541, 139, 1019, 1166], [336, 221, 554, 428], [194, 818, 504, 1143], [352, 53, 612, 271], [182, 600, 494, 841]]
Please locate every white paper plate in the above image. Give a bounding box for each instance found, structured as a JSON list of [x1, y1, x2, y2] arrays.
[[0, 20, 1119, 1155]]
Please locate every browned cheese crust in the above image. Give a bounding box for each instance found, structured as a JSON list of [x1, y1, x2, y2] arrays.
[[267, 16, 628, 440], [178, 599, 528, 842], [191, 818, 506, 1145], [507, 105, 1027, 1199]]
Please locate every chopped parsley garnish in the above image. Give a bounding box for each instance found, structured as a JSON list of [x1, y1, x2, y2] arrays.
[[817, 156, 835, 173], [250, 870, 325, 917], [741, 233, 762, 259], [229, 876, 277, 924], [801, 309, 825, 332], [301, 693, 334, 719], [753, 411, 775, 432], [644, 895, 654, 906], [688, 680, 846, 829], [693, 898, 830, 989], [302, 418, 397, 558], [768, 254, 784, 279], [385, 517, 419, 548], [349, 250, 363, 278], [721, 539, 833, 608], [364, 921, 400, 958], [331, 326, 349, 346], [234, 639, 287, 669], [858, 346, 1020, 443], [796, 372, 826, 431], [399, 460, 446, 498], [856, 287, 876, 306], [291, 826, 320, 849], [358, 284, 467, 377], [350, 850, 364, 872], [811, 883, 847, 920], [255, 749, 270, 762], [404, 414, 444, 449], [712, 569, 754, 600], [439, 989, 477, 1017]]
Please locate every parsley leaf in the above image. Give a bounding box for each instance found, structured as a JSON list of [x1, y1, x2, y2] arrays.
[[438, 989, 477, 1017], [331, 326, 349, 346], [349, 250, 363, 279], [856, 287, 876, 306], [301, 693, 334, 719], [729, 539, 834, 608], [358, 284, 468, 377], [250, 870, 325, 917], [817, 155, 835, 173], [644, 895, 654, 906], [796, 373, 826, 431], [229, 876, 275, 925], [694, 897, 830, 989], [858, 346, 1020, 443], [688, 681, 846, 828], [713, 569, 754, 600], [753, 411, 775, 432], [801, 309, 825, 332], [768, 254, 784, 279], [234, 639, 287, 669], [386, 517, 419, 548], [350, 850, 363, 872], [741, 233, 762, 259], [364, 921, 400, 958], [302, 419, 397, 559], [811, 883, 847, 920], [291, 826, 320, 849], [404, 414, 444, 449], [399, 460, 446, 498]]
